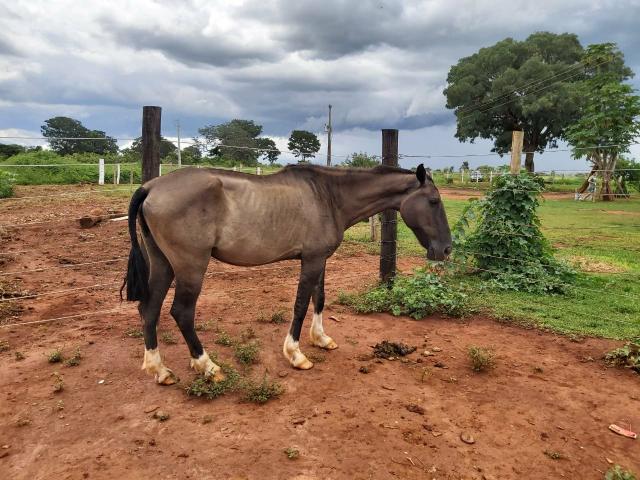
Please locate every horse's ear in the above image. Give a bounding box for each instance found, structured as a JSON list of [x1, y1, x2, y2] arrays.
[[416, 164, 426, 185]]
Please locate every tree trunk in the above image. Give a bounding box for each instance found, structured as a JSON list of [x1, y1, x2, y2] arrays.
[[524, 151, 534, 173], [601, 155, 618, 202]]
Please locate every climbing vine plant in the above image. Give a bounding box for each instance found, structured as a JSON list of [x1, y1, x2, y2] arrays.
[[452, 174, 575, 293]]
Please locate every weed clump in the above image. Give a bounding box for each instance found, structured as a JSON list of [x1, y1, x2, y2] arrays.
[[372, 340, 416, 359], [160, 331, 178, 345], [125, 328, 144, 338], [64, 348, 82, 367], [52, 372, 64, 392], [284, 447, 299, 460], [340, 269, 468, 319], [214, 330, 234, 347], [242, 375, 284, 404], [605, 338, 640, 374], [0, 340, 9, 352], [48, 349, 64, 363], [15, 351, 25, 361], [606, 465, 637, 480], [234, 342, 260, 366], [468, 345, 495, 372], [185, 365, 241, 399], [257, 310, 287, 324]]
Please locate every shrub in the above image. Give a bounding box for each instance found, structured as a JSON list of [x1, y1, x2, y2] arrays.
[[606, 465, 637, 480], [605, 338, 640, 374], [0, 170, 15, 198], [340, 269, 468, 319], [468, 345, 495, 372], [451, 174, 575, 293], [185, 365, 241, 399], [242, 375, 284, 404], [48, 348, 64, 363], [234, 342, 260, 365]]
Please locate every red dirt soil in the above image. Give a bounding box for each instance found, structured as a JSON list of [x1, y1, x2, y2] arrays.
[[0, 185, 638, 480]]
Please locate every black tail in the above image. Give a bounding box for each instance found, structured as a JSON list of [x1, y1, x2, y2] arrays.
[[120, 187, 150, 302]]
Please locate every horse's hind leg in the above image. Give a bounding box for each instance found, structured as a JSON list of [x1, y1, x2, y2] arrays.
[[169, 252, 225, 382], [139, 235, 176, 385], [310, 268, 338, 350]]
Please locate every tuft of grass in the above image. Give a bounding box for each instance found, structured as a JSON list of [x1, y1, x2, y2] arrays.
[[15, 351, 25, 361], [241, 375, 284, 404], [153, 410, 170, 422], [234, 341, 260, 366], [0, 340, 9, 352], [185, 364, 241, 399], [605, 338, 640, 374], [52, 372, 64, 393], [606, 465, 637, 480], [307, 351, 326, 363], [240, 326, 256, 342], [195, 320, 215, 332], [125, 328, 144, 338], [543, 450, 564, 460], [160, 331, 178, 345], [284, 447, 299, 460], [48, 348, 64, 363], [257, 310, 287, 324], [64, 348, 82, 367], [214, 330, 234, 347], [468, 345, 495, 372]]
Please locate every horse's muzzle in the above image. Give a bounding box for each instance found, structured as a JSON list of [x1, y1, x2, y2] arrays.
[[427, 244, 452, 261]]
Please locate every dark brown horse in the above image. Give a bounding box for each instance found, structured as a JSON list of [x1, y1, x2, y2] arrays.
[[122, 164, 451, 385]]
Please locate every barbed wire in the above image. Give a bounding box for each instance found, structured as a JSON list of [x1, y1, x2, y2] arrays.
[[0, 187, 134, 203], [0, 234, 128, 256], [0, 212, 128, 229]]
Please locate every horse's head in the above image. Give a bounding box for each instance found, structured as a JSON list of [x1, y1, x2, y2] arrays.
[[399, 164, 452, 261]]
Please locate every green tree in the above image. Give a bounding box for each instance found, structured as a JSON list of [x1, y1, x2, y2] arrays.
[[123, 136, 177, 161], [255, 137, 280, 164], [565, 43, 640, 201], [288, 130, 320, 162], [41, 117, 118, 155], [0, 143, 25, 158], [460, 161, 469, 171], [342, 152, 380, 168], [444, 32, 585, 172], [198, 119, 263, 166]]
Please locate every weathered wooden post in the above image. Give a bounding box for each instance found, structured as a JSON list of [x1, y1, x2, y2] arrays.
[[380, 129, 398, 285], [510, 130, 524, 174], [114, 163, 121, 185], [98, 158, 105, 185], [142, 106, 161, 183]]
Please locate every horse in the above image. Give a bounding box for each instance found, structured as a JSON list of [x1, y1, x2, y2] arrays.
[[122, 163, 451, 385]]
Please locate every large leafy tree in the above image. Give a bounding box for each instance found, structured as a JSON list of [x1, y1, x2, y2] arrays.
[[41, 117, 118, 155], [123, 136, 177, 160], [288, 130, 320, 162], [198, 119, 263, 166], [255, 137, 280, 164], [444, 32, 584, 172], [565, 43, 639, 201]]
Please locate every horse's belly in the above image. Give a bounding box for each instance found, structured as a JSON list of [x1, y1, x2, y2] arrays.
[[212, 242, 300, 267]]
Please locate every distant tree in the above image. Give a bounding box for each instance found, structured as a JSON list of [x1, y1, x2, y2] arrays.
[[342, 152, 380, 168], [460, 161, 470, 171], [181, 145, 203, 165], [565, 43, 640, 201], [198, 119, 263, 166], [41, 117, 118, 155], [122, 136, 177, 161], [255, 137, 280, 164], [288, 130, 320, 162], [444, 32, 585, 172], [0, 143, 25, 158]]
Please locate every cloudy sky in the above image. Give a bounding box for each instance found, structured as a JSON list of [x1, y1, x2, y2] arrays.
[[1, 0, 639, 171]]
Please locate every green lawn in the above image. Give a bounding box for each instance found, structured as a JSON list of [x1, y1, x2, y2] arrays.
[[344, 196, 640, 340]]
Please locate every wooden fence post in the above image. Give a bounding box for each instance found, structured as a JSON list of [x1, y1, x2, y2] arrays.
[[380, 129, 398, 285], [115, 163, 121, 185], [142, 106, 161, 183], [510, 131, 524, 174], [98, 158, 105, 185]]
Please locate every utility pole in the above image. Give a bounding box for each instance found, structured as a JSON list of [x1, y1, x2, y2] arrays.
[[176, 120, 182, 168], [326, 104, 332, 166]]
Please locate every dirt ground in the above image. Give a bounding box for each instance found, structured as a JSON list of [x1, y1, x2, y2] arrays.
[[0, 185, 638, 480]]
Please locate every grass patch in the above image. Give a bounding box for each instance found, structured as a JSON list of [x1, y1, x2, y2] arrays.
[[468, 345, 495, 372], [234, 341, 260, 366], [242, 374, 284, 404], [125, 328, 144, 338], [15, 351, 25, 361], [52, 372, 64, 393], [0, 340, 9, 352], [257, 310, 287, 324], [160, 331, 178, 345], [214, 330, 234, 347], [605, 338, 640, 374], [543, 449, 564, 460], [284, 447, 300, 460], [48, 348, 64, 363], [606, 465, 637, 480], [340, 268, 468, 319], [185, 364, 241, 399], [64, 348, 82, 367]]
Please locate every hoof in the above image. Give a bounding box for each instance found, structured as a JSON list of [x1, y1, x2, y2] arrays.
[[211, 370, 227, 382], [317, 338, 338, 350], [157, 368, 177, 385], [293, 358, 314, 370]]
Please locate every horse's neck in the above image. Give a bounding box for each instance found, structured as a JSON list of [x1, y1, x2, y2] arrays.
[[334, 171, 415, 229]]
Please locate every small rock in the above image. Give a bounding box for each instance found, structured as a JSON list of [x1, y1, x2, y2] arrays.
[[277, 371, 288, 378], [359, 365, 370, 374], [1, 445, 9, 449], [292, 418, 306, 425], [405, 404, 425, 415], [0, 451, 9, 459], [434, 362, 447, 368], [148, 439, 156, 446], [153, 411, 170, 422], [177, 452, 189, 458], [432, 347, 442, 352], [422, 350, 434, 357], [460, 432, 475, 444], [97, 379, 105, 384]]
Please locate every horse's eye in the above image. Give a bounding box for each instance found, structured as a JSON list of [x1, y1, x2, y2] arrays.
[[429, 197, 440, 205]]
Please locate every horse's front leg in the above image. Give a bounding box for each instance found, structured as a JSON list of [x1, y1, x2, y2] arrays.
[[283, 258, 325, 369], [310, 268, 338, 350]]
